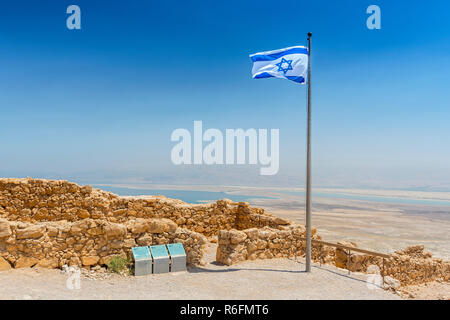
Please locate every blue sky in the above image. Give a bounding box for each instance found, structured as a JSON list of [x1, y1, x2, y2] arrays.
[[1, 1, 450, 189]]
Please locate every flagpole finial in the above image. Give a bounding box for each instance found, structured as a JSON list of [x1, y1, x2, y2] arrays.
[[307, 32, 312, 40]]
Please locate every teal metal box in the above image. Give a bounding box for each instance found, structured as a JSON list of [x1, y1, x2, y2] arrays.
[[132, 246, 152, 276], [167, 243, 187, 272], [150, 245, 170, 274]]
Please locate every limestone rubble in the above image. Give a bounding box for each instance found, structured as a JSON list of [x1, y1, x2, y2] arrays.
[[216, 228, 450, 286], [0, 178, 449, 287], [0, 178, 285, 269]]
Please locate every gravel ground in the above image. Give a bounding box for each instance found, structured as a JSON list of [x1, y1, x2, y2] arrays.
[[0, 244, 400, 300], [398, 281, 450, 300]]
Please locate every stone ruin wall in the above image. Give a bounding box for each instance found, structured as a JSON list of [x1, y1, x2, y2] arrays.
[[0, 178, 449, 287], [0, 217, 207, 269], [0, 178, 289, 236], [216, 227, 450, 286], [0, 178, 289, 270]]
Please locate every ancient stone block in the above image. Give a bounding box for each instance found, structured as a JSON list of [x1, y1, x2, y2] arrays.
[[36, 258, 59, 268], [0, 219, 11, 238], [81, 256, 100, 266], [0, 256, 12, 271], [104, 222, 127, 238], [16, 225, 46, 239], [15, 257, 38, 268]]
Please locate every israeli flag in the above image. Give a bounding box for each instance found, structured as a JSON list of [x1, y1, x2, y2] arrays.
[[250, 46, 308, 84]]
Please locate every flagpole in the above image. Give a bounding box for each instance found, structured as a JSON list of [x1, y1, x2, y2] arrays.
[[305, 32, 312, 273]]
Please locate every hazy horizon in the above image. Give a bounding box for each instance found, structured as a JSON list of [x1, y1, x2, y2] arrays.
[[3, 165, 450, 192], [1, 1, 450, 192]]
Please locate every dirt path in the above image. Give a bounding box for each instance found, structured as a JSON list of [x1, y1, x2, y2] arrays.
[[0, 244, 400, 300]]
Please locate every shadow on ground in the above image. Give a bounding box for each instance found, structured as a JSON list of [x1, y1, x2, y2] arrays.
[[188, 257, 382, 289]]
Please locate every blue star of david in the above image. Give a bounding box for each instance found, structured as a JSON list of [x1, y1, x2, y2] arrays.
[[275, 58, 293, 75]]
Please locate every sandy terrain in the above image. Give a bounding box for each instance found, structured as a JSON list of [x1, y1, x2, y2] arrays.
[[0, 244, 400, 300], [100, 184, 450, 202], [256, 198, 450, 259], [1, 184, 447, 300], [398, 281, 450, 300], [97, 184, 450, 259]]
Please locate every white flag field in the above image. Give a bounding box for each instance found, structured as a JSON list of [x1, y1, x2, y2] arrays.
[[249, 45, 309, 84]]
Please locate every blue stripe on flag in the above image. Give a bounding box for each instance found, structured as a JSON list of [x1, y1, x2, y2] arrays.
[[253, 72, 275, 79], [286, 76, 305, 83], [253, 73, 305, 84], [250, 47, 308, 62]]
